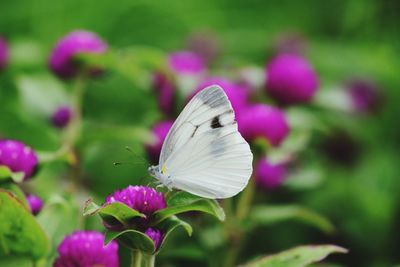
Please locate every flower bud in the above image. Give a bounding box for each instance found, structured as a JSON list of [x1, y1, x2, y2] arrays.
[[145, 228, 164, 250], [26, 193, 43, 215], [51, 105, 73, 128], [346, 78, 381, 114], [255, 158, 287, 190]]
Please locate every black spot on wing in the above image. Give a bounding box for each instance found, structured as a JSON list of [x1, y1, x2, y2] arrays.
[[211, 116, 223, 129]]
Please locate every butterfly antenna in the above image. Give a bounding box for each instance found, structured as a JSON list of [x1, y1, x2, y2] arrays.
[[125, 146, 148, 165]]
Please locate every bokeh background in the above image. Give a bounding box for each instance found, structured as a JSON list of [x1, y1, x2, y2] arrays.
[[1, 1, 400, 267]]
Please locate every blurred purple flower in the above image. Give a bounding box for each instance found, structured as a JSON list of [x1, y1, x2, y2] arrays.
[[186, 32, 220, 63], [105, 185, 166, 218], [255, 158, 287, 190], [0, 37, 9, 70], [152, 72, 175, 115], [168, 51, 206, 74], [0, 140, 38, 180], [145, 120, 174, 164], [237, 104, 289, 147], [272, 32, 308, 56], [145, 228, 164, 250], [51, 106, 73, 128], [266, 54, 319, 105], [190, 77, 249, 114], [49, 30, 108, 79], [26, 194, 43, 215], [54, 231, 119, 267], [346, 78, 381, 114]]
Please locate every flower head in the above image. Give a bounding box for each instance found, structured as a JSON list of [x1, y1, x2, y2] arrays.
[[0, 140, 38, 180], [255, 158, 287, 190], [105, 185, 166, 218], [272, 32, 308, 56], [0, 37, 9, 70], [54, 231, 119, 267], [186, 32, 220, 63], [266, 54, 319, 105], [49, 30, 108, 79], [152, 72, 175, 115], [26, 194, 43, 215], [190, 77, 249, 114], [168, 51, 206, 74], [51, 105, 73, 128], [145, 228, 164, 250], [237, 104, 289, 147], [145, 120, 174, 164], [346, 78, 381, 114]]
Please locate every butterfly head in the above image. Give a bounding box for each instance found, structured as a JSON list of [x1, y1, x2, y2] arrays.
[[148, 165, 159, 177]]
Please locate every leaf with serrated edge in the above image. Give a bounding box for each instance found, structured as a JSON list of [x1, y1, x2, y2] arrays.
[[240, 245, 347, 267]]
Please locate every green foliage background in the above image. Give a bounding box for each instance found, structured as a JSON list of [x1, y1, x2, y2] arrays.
[[0, 1, 399, 267]]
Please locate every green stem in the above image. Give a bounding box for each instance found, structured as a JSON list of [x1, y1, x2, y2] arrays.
[[131, 250, 142, 267], [143, 253, 156, 267]]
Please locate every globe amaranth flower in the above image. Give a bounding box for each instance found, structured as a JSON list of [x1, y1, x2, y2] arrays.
[[51, 105, 73, 128], [0, 140, 38, 180], [266, 54, 319, 105], [49, 30, 108, 79], [168, 51, 206, 75], [145, 228, 164, 250], [145, 120, 174, 164], [345, 78, 381, 114], [189, 77, 249, 114], [255, 158, 288, 190], [0, 37, 9, 70], [152, 71, 175, 115], [54, 231, 119, 267], [26, 194, 43, 215], [237, 104, 289, 147], [105, 185, 166, 219]]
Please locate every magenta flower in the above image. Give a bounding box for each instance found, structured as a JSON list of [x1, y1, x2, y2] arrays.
[[145, 120, 174, 164], [266, 54, 319, 105], [168, 51, 206, 74], [105, 185, 166, 218], [186, 32, 220, 63], [190, 77, 249, 114], [237, 104, 289, 147], [272, 32, 308, 56], [54, 231, 119, 267], [255, 158, 287, 190], [51, 105, 73, 128], [49, 30, 108, 79], [26, 194, 43, 215], [346, 78, 381, 114], [0, 140, 38, 180], [145, 228, 164, 250], [0, 37, 9, 70], [152, 72, 175, 115]]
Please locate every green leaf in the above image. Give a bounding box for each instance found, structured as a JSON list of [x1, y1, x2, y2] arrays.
[[152, 192, 225, 225], [0, 190, 49, 261], [0, 256, 33, 267], [0, 166, 25, 183], [247, 205, 334, 234], [240, 245, 347, 267], [157, 216, 193, 253], [84, 200, 145, 227], [0, 182, 29, 209], [37, 194, 80, 262], [105, 229, 156, 254]]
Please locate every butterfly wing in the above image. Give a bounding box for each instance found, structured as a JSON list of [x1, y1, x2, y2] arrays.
[[159, 85, 253, 199]]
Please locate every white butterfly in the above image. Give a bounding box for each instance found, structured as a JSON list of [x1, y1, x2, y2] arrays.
[[148, 85, 253, 199]]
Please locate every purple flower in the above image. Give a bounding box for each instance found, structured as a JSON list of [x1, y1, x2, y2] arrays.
[[266, 54, 319, 105], [152, 72, 175, 115], [26, 194, 43, 215], [190, 77, 249, 114], [49, 30, 108, 79], [105, 186, 166, 218], [237, 104, 289, 147], [51, 106, 73, 128], [145, 228, 164, 250], [272, 32, 308, 56], [346, 78, 381, 114], [255, 158, 287, 190], [0, 140, 38, 180], [54, 231, 119, 267], [186, 32, 220, 63], [0, 37, 9, 70], [168, 51, 206, 74], [145, 120, 174, 164]]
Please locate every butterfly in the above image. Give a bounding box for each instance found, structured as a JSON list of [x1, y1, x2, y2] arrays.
[[148, 85, 253, 199]]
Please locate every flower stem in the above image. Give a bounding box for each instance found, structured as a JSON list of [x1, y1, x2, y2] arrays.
[[131, 250, 142, 267], [143, 254, 156, 267]]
